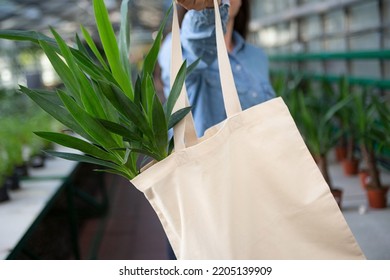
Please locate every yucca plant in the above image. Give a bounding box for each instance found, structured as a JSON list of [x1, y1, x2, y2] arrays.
[[272, 72, 303, 123], [0, 133, 16, 201], [296, 79, 349, 190], [332, 77, 362, 176], [0, 0, 193, 180], [0, 147, 11, 184], [375, 98, 390, 172], [349, 89, 390, 208], [336, 78, 353, 158], [0, 117, 26, 168], [352, 89, 389, 190]]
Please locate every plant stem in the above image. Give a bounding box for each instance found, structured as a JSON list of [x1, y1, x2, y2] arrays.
[[315, 154, 333, 190], [346, 135, 355, 161], [360, 144, 382, 189]]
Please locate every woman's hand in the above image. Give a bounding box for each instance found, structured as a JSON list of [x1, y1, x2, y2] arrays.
[[175, 0, 221, 11]]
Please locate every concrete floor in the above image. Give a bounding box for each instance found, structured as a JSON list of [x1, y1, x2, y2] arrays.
[[329, 162, 390, 260]]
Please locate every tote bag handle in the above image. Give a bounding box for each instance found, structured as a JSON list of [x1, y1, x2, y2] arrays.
[[171, 3, 198, 151], [171, 0, 242, 151]]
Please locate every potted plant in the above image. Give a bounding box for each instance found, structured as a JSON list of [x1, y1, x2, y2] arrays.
[[273, 72, 303, 124], [0, 117, 27, 191], [334, 78, 360, 175], [375, 96, 390, 172], [26, 109, 56, 168], [0, 0, 193, 180], [352, 89, 389, 208], [0, 151, 11, 203], [2, 117, 31, 182], [294, 79, 350, 208], [0, 134, 16, 202]]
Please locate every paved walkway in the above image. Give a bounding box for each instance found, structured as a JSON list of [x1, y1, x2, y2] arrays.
[[329, 161, 390, 260]]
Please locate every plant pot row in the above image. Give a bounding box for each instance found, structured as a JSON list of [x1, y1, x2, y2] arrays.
[[334, 148, 389, 209], [0, 176, 18, 203], [342, 159, 359, 176], [358, 169, 389, 209], [331, 173, 388, 210], [365, 187, 388, 209], [0, 156, 48, 204], [0, 167, 24, 203]]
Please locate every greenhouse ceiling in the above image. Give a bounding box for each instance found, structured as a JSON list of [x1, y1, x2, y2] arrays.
[[0, 0, 170, 46]]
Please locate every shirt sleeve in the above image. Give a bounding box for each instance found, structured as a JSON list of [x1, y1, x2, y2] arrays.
[[180, 2, 229, 65]]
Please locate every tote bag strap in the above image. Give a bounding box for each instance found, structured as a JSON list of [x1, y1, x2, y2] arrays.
[[172, 0, 242, 151], [212, 0, 242, 117], [171, 3, 198, 151]]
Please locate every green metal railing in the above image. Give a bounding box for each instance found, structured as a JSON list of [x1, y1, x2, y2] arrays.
[[269, 50, 390, 61], [269, 50, 390, 89], [270, 70, 390, 89]]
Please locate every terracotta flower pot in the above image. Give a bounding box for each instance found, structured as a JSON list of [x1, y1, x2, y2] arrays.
[[335, 146, 347, 162], [366, 187, 389, 209], [359, 169, 370, 189], [359, 169, 383, 190], [342, 159, 359, 176]]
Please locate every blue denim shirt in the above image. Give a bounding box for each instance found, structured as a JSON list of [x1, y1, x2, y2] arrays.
[[158, 3, 275, 136]]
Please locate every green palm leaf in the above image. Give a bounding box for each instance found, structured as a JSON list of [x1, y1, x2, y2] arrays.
[[19, 86, 89, 140], [35, 131, 119, 164], [94, 0, 133, 99], [168, 107, 192, 129], [119, 0, 132, 79], [152, 95, 168, 158], [39, 40, 81, 102], [57, 90, 119, 149], [80, 25, 109, 71], [0, 2, 192, 180], [142, 4, 172, 78], [44, 151, 128, 175]]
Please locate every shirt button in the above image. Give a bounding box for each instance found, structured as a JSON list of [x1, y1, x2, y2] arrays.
[[235, 65, 242, 71], [251, 91, 258, 98]]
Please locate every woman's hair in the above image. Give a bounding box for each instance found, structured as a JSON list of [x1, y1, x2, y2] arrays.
[[177, 5, 187, 27], [233, 0, 250, 39]]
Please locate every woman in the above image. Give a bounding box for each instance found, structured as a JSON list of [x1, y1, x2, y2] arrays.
[[159, 0, 275, 137]]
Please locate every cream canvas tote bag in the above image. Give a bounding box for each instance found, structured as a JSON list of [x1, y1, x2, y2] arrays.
[[131, 0, 365, 260]]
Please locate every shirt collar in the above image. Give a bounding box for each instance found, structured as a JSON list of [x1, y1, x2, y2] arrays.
[[231, 31, 245, 55]]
